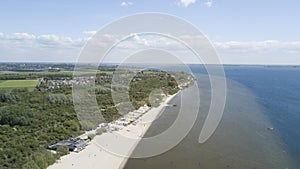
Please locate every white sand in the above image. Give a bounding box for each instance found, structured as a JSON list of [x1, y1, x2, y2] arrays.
[[47, 93, 177, 169]]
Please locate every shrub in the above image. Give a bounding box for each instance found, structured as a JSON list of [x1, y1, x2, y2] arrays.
[[88, 134, 96, 140], [56, 146, 69, 156]]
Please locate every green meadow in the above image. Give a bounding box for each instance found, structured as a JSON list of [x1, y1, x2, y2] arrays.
[[0, 79, 39, 89]]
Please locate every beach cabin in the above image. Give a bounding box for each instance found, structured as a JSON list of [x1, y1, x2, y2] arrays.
[[48, 138, 90, 152]]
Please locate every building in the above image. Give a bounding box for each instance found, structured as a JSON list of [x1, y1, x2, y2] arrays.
[[48, 67, 61, 72], [48, 138, 90, 152]]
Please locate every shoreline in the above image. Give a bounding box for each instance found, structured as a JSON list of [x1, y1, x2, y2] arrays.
[[117, 92, 178, 169], [47, 92, 179, 169]]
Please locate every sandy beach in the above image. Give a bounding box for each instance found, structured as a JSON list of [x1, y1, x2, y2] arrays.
[[47, 93, 178, 169]]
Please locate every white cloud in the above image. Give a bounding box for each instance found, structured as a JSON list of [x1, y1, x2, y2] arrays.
[[178, 0, 197, 7], [212, 40, 300, 64], [7, 33, 36, 40], [120, 1, 133, 7], [37, 34, 73, 46], [204, 0, 213, 8], [82, 30, 97, 36], [0, 32, 87, 62], [0, 32, 300, 64], [132, 33, 150, 46], [213, 40, 300, 53]]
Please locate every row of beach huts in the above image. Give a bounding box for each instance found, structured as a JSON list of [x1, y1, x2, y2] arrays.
[[48, 105, 151, 153]]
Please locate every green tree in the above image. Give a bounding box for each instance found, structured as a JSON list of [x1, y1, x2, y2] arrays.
[[22, 160, 40, 169], [56, 146, 69, 156]]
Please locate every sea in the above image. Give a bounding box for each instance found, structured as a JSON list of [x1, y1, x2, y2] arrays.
[[124, 65, 300, 169]]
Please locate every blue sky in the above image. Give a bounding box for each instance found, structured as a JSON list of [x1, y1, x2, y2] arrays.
[[0, 0, 300, 64]]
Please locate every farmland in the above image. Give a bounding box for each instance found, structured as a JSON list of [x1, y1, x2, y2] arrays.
[[0, 80, 39, 89]]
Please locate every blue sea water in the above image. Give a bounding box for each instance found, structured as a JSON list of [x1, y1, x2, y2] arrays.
[[223, 66, 300, 166], [125, 65, 300, 168], [190, 65, 300, 165]]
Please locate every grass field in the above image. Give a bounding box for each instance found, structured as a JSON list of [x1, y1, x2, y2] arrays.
[[0, 80, 39, 88]]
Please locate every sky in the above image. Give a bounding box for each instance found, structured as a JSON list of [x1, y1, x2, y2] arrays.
[[0, 0, 299, 64]]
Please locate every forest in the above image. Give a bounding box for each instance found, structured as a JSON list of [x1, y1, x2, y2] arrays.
[[0, 69, 193, 169]]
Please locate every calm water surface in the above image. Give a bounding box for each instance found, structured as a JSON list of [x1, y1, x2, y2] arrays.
[[124, 66, 300, 169]]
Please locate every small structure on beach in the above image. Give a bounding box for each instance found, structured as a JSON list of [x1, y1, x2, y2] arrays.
[[48, 138, 90, 152]]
